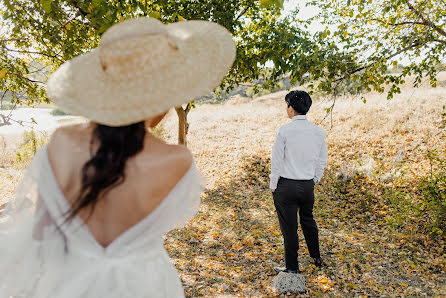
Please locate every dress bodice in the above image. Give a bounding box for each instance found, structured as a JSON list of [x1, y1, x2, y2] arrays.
[[0, 145, 202, 298]]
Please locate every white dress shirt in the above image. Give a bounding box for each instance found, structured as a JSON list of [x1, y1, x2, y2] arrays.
[[270, 115, 328, 190]]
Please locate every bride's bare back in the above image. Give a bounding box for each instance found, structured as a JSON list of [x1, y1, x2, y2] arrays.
[[47, 122, 192, 247]]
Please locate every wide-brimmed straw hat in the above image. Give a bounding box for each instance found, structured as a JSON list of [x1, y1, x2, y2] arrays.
[[46, 17, 236, 126]]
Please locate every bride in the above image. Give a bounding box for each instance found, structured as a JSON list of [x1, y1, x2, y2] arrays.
[[0, 17, 235, 297]]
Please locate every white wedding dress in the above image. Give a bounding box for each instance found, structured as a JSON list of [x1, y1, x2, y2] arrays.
[[0, 145, 202, 298]]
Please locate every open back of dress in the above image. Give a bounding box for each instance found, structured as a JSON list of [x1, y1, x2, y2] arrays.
[[0, 145, 202, 298]]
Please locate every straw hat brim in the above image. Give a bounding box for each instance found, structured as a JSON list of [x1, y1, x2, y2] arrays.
[[46, 20, 236, 126]]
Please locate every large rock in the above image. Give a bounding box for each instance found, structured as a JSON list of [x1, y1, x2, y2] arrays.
[[272, 272, 306, 294]]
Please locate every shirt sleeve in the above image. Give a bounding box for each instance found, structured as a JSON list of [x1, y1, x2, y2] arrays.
[[270, 128, 285, 190], [314, 129, 328, 183]]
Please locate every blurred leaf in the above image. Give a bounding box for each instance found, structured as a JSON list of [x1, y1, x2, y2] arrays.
[[149, 11, 161, 19], [40, 0, 52, 13], [0, 69, 7, 79]]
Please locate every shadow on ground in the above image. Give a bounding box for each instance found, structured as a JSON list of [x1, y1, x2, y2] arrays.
[[165, 155, 446, 297]]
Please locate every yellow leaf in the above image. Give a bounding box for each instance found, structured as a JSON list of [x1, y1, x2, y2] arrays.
[[0, 69, 7, 79], [88, 4, 93, 12], [178, 15, 186, 22], [119, 16, 124, 22], [343, 31, 348, 38], [399, 283, 408, 287], [410, 263, 416, 269], [272, 231, 280, 236], [338, 253, 344, 260], [320, 278, 329, 283], [65, 23, 71, 30], [393, 60, 398, 66]]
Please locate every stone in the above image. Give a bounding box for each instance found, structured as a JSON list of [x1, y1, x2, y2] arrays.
[[272, 272, 306, 294]]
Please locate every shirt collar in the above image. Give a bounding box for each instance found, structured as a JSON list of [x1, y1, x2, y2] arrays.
[[292, 115, 307, 121]]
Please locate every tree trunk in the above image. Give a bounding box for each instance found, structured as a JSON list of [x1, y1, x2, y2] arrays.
[[175, 104, 192, 145]]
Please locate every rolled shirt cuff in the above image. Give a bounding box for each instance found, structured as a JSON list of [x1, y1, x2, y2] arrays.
[[269, 174, 279, 190]]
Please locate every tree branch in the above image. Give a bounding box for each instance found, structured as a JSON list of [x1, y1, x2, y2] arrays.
[[0, 38, 29, 43], [371, 18, 427, 27], [405, 0, 446, 38], [69, 0, 90, 18], [185, 102, 193, 115], [334, 42, 421, 83], [235, 5, 251, 22], [2, 46, 59, 59]]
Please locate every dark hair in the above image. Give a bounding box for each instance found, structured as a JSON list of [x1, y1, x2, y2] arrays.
[[285, 90, 312, 115], [66, 122, 146, 221]]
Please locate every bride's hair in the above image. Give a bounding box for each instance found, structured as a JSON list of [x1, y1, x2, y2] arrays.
[[66, 122, 146, 221]]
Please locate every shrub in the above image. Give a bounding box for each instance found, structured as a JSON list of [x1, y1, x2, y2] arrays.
[[50, 108, 69, 116], [149, 123, 166, 140], [15, 130, 48, 168], [385, 151, 446, 237], [421, 151, 446, 236]]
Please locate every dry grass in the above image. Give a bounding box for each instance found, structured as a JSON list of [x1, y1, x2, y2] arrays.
[[161, 80, 445, 190], [0, 76, 445, 296], [160, 80, 445, 296]]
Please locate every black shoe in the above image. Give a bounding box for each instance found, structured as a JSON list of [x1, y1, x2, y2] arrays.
[[274, 266, 301, 274], [313, 257, 324, 267]]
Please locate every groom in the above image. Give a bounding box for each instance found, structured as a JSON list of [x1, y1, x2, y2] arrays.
[[270, 90, 327, 273]]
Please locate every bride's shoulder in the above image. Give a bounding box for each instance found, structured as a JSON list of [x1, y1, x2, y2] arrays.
[[50, 122, 92, 141], [47, 123, 92, 160], [143, 141, 194, 178]]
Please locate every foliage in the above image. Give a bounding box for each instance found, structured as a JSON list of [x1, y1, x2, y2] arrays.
[[149, 122, 166, 140], [381, 153, 446, 238], [309, 0, 446, 99], [0, 0, 318, 105], [14, 130, 47, 168], [50, 108, 69, 116], [421, 151, 446, 236]]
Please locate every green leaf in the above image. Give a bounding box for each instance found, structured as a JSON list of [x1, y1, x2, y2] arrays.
[[260, 0, 285, 9], [40, 0, 52, 14], [148, 11, 161, 19]]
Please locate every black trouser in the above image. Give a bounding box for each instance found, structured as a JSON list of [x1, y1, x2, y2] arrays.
[[273, 177, 320, 271]]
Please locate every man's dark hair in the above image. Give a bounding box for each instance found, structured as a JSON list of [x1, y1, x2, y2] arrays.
[[285, 90, 312, 115]]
